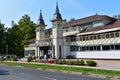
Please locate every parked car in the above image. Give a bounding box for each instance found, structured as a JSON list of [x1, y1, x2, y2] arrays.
[[0, 55, 7, 60]]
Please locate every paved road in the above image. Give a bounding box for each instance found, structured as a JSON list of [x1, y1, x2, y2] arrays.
[[0, 65, 110, 80]]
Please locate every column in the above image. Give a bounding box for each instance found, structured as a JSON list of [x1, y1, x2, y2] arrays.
[[100, 44, 103, 51], [38, 47, 40, 58]]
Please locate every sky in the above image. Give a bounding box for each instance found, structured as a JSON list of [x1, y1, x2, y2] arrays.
[[0, 0, 120, 28]]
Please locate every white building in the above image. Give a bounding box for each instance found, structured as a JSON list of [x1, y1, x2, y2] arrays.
[[25, 3, 120, 59]]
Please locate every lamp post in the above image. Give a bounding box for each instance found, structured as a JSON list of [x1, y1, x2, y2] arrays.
[[6, 45, 8, 56]]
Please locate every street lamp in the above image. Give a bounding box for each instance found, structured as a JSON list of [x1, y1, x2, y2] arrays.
[[6, 45, 8, 56]]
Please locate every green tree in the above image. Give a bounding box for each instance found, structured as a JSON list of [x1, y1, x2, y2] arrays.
[[7, 24, 23, 56], [18, 14, 36, 46], [0, 22, 6, 54], [0, 14, 36, 57]]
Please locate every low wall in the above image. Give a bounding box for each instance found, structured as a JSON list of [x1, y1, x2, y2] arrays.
[[71, 50, 120, 59]]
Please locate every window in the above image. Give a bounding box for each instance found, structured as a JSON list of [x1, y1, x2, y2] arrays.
[[97, 46, 100, 50], [106, 34, 110, 38], [80, 46, 86, 51], [71, 38, 74, 42], [97, 35, 101, 39], [94, 46, 97, 50], [103, 45, 110, 50], [53, 24, 56, 28], [66, 29, 68, 32], [90, 35, 93, 40], [80, 37, 82, 41], [94, 35, 96, 39], [90, 46, 93, 51], [70, 46, 79, 51], [74, 38, 76, 41], [72, 26, 77, 31], [110, 33, 114, 38], [83, 36, 86, 41], [115, 45, 120, 50], [110, 45, 114, 50], [86, 36, 89, 40], [115, 32, 119, 37], [86, 46, 89, 51], [58, 24, 62, 28]]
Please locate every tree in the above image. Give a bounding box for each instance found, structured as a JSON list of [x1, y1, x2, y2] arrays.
[[0, 14, 36, 57], [18, 14, 36, 46], [0, 22, 6, 54], [7, 24, 23, 56], [112, 14, 120, 19]]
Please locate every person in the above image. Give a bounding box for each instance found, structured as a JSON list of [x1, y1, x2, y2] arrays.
[[44, 54, 47, 63]]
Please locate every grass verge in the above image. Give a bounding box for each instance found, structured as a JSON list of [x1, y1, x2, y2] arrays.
[[0, 61, 120, 77]]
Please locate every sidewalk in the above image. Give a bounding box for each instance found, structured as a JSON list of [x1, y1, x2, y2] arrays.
[[95, 60, 120, 71], [19, 58, 120, 71]]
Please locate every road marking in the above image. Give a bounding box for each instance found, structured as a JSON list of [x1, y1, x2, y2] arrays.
[[40, 75, 57, 80]]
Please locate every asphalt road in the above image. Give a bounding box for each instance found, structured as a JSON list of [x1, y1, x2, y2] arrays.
[[0, 65, 110, 80]]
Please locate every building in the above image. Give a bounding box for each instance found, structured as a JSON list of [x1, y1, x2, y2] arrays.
[[25, 3, 120, 59]]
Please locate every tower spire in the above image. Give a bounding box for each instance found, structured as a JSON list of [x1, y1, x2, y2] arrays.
[[38, 10, 45, 25], [55, 2, 59, 14], [52, 2, 62, 21]]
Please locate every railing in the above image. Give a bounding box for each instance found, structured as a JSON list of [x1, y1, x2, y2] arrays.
[[63, 30, 79, 37], [36, 41, 50, 46]]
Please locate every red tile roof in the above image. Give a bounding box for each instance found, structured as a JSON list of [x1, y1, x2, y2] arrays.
[[63, 15, 114, 27]]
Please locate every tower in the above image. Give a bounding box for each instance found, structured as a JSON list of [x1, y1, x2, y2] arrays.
[[36, 10, 46, 57], [51, 2, 63, 59], [36, 10, 46, 43]]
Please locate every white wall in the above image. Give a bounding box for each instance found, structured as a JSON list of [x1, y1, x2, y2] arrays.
[[63, 46, 70, 58], [71, 50, 120, 59]]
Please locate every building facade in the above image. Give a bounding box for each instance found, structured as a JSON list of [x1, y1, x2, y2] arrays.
[[25, 3, 120, 59]]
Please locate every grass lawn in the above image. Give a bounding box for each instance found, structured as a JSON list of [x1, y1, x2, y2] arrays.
[[0, 61, 120, 77]]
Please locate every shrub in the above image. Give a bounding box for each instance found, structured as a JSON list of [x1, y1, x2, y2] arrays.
[[54, 59, 59, 64], [58, 59, 66, 64], [66, 60, 76, 65], [39, 56, 43, 60], [75, 60, 84, 65], [27, 56, 33, 62], [39, 59, 45, 63], [86, 60, 97, 66], [13, 57, 18, 61], [54, 59, 66, 64], [6, 55, 14, 61]]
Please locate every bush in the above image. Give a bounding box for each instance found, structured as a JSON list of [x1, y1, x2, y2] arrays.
[[6, 55, 14, 61], [54, 59, 66, 64], [39, 56, 43, 60], [58, 59, 66, 64], [27, 56, 33, 62], [54, 59, 59, 64], [13, 57, 18, 61], [75, 60, 84, 65], [66, 60, 76, 65], [86, 60, 97, 66]]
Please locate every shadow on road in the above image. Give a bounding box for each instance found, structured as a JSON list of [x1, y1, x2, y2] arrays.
[[0, 69, 10, 75]]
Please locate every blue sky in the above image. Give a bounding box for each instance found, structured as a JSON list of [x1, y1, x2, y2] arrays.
[[0, 0, 120, 28]]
